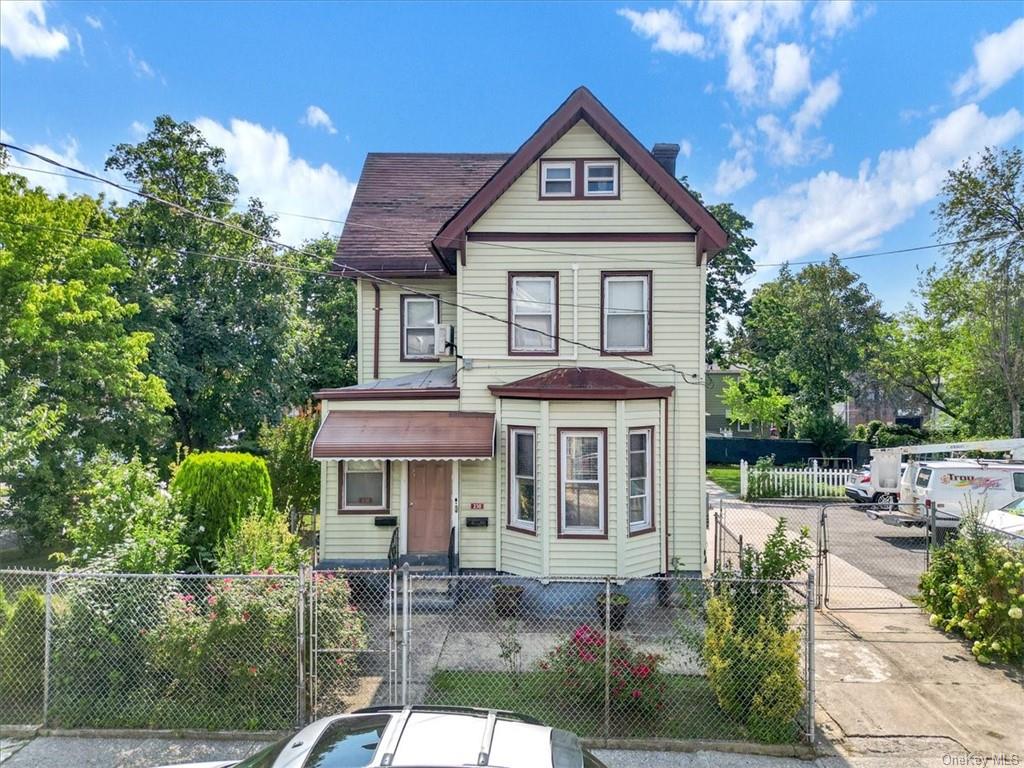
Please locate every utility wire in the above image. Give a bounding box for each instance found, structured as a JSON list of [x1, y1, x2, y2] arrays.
[[1, 142, 700, 381]]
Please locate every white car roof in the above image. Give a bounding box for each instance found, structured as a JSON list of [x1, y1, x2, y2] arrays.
[[389, 712, 552, 767]]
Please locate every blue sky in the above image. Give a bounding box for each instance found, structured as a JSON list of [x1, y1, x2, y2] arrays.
[[2, 0, 1022, 311]]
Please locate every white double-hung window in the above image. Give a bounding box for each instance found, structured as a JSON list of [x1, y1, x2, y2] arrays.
[[401, 295, 439, 359], [540, 160, 575, 197], [560, 430, 605, 536], [584, 161, 618, 196], [509, 427, 536, 531], [602, 272, 651, 353], [628, 428, 653, 533], [341, 460, 387, 511], [509, 274, 557, 354]]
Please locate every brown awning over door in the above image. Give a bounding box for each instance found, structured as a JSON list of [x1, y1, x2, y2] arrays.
[[311, 411, 495, 460]]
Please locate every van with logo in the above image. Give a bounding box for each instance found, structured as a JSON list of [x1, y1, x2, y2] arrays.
[[900, 460, 1024, 536]]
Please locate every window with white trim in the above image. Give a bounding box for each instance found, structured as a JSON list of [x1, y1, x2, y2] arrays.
[[402, 296, 438, 359], [509, 428, 536, 531], [341, 460, 387, 510], [510, 274, 557, 353], [603, 273, 650, 352], [628, 429, 652, 533], [561, 431, 605, 535], [540, 161, 575, 197], [584, 161, 618, 196]]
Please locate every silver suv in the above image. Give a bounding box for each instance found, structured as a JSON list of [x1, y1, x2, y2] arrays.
[[158, 706, 608, 768]]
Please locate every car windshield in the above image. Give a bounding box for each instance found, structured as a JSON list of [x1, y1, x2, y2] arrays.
[[233, 736, 295, 768], [304, 714, 391, 768], [1000, 497, 1024, 515]]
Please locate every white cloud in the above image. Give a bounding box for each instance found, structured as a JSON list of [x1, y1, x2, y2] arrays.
[[769, 43, 811, 105], [679, 139, 693, 158], [127, 47, 155, 78], [193, 117, 357, 244], [617, 7, 705, 55], [0, 1, 70, 60], [953, 18, 1024, 100], [714, 129, 757, 195], [84, 15, 102, 30], [750, 103, 1024, 263], [758, 72, 841, 164], [810, 0, 856, 38], [301, 105, 338, 135]]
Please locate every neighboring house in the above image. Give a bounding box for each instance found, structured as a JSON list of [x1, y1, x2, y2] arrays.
[[311, 87, 727, 578], [705, 367, 756, 436]]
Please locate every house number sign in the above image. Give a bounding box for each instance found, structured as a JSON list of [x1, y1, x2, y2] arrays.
[[469, 502, 485, 510]]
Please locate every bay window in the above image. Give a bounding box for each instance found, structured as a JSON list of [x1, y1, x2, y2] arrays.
[[560, 430, 606, 536], [628, 428, 653, 534], [508, 427, 536, 532]]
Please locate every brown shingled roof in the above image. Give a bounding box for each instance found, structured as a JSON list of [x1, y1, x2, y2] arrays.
[[333, 153, 510, 278]]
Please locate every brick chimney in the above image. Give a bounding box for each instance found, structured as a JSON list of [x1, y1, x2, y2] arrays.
[[651, 143, 680, 178]]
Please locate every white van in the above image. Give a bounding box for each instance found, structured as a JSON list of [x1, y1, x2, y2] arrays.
[[901, 460, 1024, 533]]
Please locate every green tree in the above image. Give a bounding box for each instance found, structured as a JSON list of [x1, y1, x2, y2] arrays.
[[257, 410, 320, 527], [934, 146, 1023, 437], [0, 170, 171, 545], [106, 116, 304, 450], [720, 373, 791, 437]]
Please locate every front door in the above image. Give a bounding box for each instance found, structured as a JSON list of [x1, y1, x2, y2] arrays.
[[407, 461, 452, 554]]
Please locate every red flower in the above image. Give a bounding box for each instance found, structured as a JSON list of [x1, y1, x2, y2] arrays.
[[578, 649, 596, 662], [631, 689, 642, 699], [633, 664, 651, 679], [241, 611, 251, 622], [539, 661, 550, 671], [248, 666, 258, 675]]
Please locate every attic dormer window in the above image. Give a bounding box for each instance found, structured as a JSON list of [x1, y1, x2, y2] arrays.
[[584, 161, 618, 196], [540, 161, 575, 197]]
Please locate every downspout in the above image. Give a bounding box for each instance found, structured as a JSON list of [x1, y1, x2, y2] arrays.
[[663, 396, 670, 574], [372, 282, 381, 380]]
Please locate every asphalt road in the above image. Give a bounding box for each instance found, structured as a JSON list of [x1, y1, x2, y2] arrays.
[[740, 501, 930, 606]]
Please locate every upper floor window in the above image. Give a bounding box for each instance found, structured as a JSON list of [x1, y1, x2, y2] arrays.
[[602, 272, 651, 354], [560, 430, 606, 537], [540, 161, 574, 198], [509, 273, 558, 354], [401, 295, 439, 360], [584, 161, 618, 197], [509, 427, 536, 532]]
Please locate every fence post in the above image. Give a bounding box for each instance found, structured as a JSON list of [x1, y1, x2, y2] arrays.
[[603, 577, 611, 743], [739, 460, 748, 500], [806, 569, 816, 744], [401, 563, 410, 706], [296, 566, 306, 726], [42, 573, 52, 725]]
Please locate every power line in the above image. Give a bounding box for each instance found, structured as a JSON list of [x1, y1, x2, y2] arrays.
[[0, 142, 700, 381]]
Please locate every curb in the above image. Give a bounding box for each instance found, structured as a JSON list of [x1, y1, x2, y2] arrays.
[[581, 737, 821, 760]]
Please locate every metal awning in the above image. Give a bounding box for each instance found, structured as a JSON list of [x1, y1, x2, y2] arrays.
[[311, 410, 495, 461]]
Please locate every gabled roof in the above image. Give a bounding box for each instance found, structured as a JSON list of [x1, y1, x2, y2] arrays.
[[432, 86, 728, 263], [333, 153, 510, 278], [488, 367, 674, 400]]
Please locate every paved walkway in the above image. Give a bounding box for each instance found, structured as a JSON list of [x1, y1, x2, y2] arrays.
[[707, 483, 1024, 763]]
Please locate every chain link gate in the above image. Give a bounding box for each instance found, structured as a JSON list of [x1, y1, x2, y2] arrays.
[[307, 568, 398, 720]]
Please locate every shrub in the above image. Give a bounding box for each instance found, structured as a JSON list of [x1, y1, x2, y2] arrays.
[[919, 512, 1024, 664], [793, 408, 850, 457], [171, 452, 273, 565], [541, 625, 667, 714], [216, 513, 308, 574], [258, 412, 320, 526], [0, 586, 45, 721], [57, 450, 186, 573], [747, 454, 777, 501]]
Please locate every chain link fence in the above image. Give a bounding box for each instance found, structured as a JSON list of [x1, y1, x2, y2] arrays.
[[403, 572, 813, 745]]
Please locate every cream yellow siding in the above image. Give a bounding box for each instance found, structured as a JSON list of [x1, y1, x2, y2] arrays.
[[319, 459, 397, 565], [357, 276, 457, 382], [472, 121, 693, 234]]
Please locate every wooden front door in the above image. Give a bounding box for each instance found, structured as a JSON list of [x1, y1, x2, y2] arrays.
[[407, 461, 452, 554]]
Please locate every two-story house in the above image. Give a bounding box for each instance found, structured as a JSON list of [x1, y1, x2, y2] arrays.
[[311, 87, 727, 578]]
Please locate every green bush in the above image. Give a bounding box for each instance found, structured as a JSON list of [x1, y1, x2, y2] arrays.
[[919, 513, 1024, 664], [57, 451, 186, 573], [171, 452, 273, 565], [794, 408, 850, 457], [0, 586, 45, 722], [747, 455, 777, 501], [216, 513, 308, 574], [258, 412, 320, 524]]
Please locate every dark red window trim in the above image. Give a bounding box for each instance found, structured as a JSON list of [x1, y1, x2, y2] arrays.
[[507, 271, 559, 357], [399, 293, 440, 362], [557, 427, 609, 540], [600, 270, 653, 356], [338, 460, 391, 514], [627, 426, 656, 537], [506, 425, 538, 535], [538, 157, 621, 201]]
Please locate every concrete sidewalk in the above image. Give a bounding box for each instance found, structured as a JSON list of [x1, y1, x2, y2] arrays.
[[708, 488, 1024, 763]]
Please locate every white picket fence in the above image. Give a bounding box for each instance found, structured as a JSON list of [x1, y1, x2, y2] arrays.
[[739, 459, 857, 500]]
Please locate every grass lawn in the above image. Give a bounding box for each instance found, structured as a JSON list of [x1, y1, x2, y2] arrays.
[[706, 465, 741, 495], [425, 670, 756, 742]]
